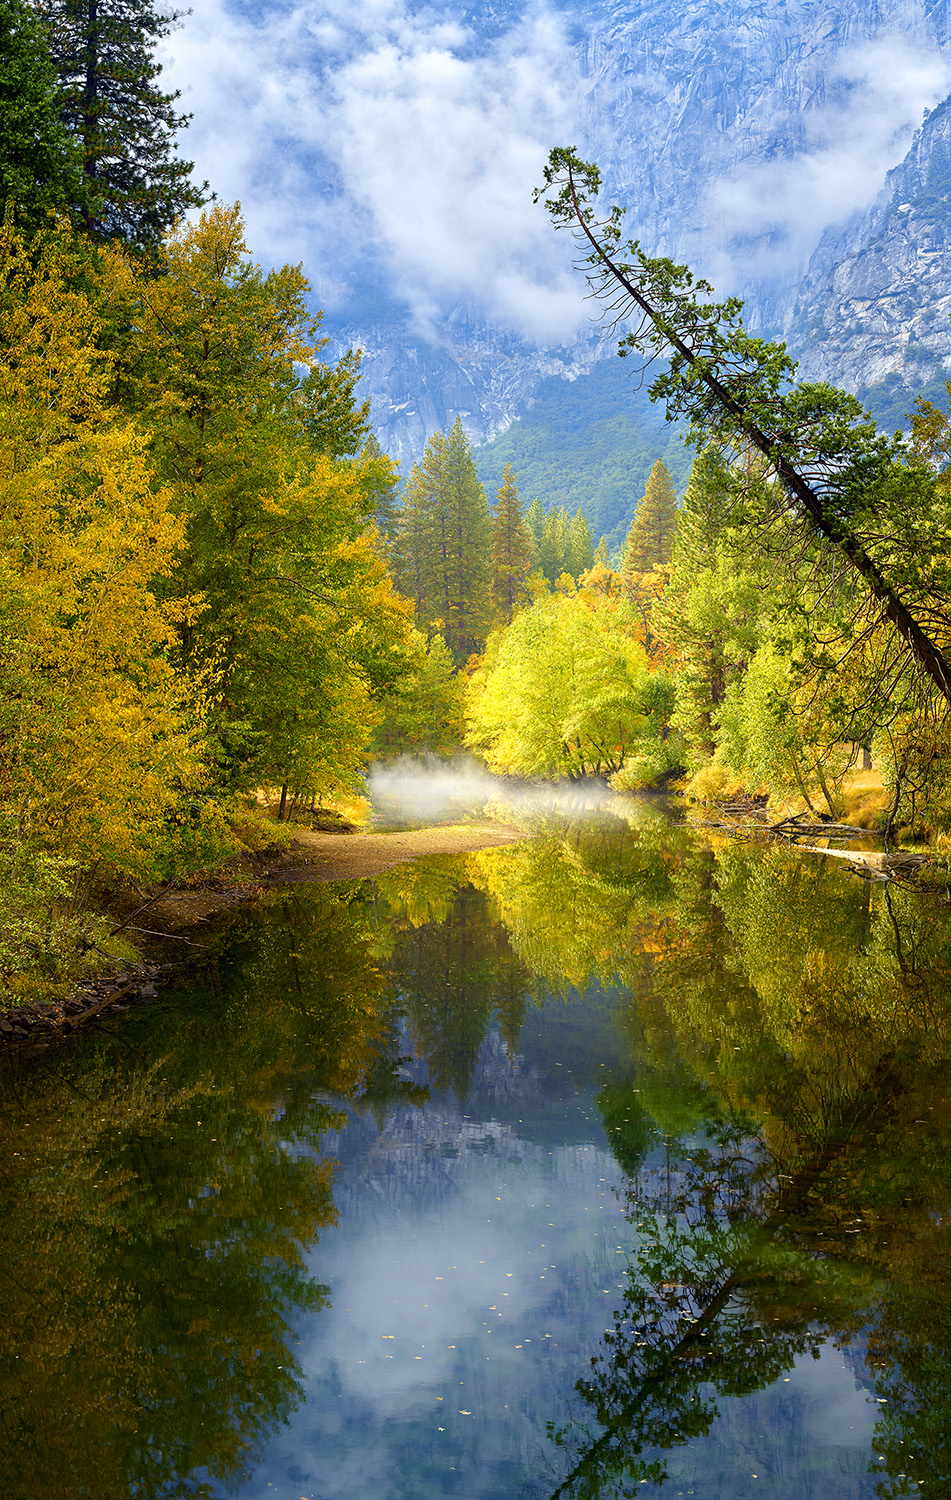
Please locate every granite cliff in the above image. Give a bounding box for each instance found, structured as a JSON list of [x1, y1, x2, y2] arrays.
[[324, 0, 951, 465]]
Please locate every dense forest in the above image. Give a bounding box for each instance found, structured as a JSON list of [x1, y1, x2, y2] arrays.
[[3, 2, 951, 1009]]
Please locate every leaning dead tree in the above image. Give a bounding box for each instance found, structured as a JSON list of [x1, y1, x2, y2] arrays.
[[535, 147, 951, 710]]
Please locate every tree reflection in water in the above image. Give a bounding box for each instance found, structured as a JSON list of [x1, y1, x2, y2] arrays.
[[0, 883, 420, 1500], [468, 816, 951, 1499]]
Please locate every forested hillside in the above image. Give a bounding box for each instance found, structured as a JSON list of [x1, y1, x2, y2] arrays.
[[474, 360, 692, 554]]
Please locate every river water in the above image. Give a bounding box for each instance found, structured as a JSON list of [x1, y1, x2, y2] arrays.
[[3, 802, 949, 1499]]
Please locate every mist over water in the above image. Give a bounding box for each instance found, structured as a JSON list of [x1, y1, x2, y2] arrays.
[[367, 754, 619, 827]]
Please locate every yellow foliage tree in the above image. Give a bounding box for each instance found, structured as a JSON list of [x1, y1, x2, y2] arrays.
[[0, 220, 207, 887]]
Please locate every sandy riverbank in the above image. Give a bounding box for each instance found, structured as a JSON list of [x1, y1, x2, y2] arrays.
[[146, 819, 526, 931], [276, 820, 526, 881]]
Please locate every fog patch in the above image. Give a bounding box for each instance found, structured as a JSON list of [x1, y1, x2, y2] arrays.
[[367, 755, 618, 828]]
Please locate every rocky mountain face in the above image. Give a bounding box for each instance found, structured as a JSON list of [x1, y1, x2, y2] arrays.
[[790, 95, 951, 394], [326, 0, 951, 463], [331, 316, 608, 467]]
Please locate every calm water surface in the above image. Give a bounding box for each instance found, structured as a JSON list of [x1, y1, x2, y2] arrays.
[[3, 806, 949, 1498]]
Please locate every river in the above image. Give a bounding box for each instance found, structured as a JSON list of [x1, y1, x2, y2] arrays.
[[2, 800, 948, 1499]]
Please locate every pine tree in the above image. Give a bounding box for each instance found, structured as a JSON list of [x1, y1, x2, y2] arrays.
[[41, 0, 208, 247], [525, 496, 546, 551], [539, 507, 568, 583], [392, 446, 438, 622], [431, 418, 493, 657], [0, 0, 83, 229], [360, 432, 400, 559], [392, 420, 492, 659], [491, 463, 532, 624], [655, 446, 756, 759], [623, 458, 679, 589], [567, 508, 594, 578]]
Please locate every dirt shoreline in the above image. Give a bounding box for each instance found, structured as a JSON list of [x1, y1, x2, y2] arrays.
[[271, 820, 527, 881], [0, 820, 526, 1050]]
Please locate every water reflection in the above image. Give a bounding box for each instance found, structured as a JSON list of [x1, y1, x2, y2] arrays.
[[3, 817, 951, 1497]]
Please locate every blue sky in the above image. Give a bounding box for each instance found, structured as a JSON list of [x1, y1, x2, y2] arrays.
[[161, 0, 951, 341]]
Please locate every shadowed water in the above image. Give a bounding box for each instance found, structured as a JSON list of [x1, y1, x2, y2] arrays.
[[2, 807, 949, 1498]]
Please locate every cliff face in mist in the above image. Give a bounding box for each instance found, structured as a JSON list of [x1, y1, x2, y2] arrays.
[[791, 96, 951, 392], [329, 0, 951, 460]]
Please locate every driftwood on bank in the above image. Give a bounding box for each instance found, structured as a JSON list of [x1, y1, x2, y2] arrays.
[[697, 803, 870, 842], [696, 802, 942, 888]]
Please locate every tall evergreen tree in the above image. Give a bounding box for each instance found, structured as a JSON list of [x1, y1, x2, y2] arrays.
[[655, 446, 758, 759], [392, 444, 438, 622], [40, 0, 208, 247], [431, 418, 493, 657], [525, 496, 546, 552], [0, 0, 83, 229], [491, 463, 532, 624], [539, 506, 568, 583], [392, 419, 493, 659], [622, 458, 679, 591], [360, 431, 400, 559]]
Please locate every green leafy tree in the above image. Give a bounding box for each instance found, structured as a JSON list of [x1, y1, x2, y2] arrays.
[[466, 592, 664, 779], [42, 0, 208, 246], [371, 630, 462, 756], [490, 462, 533, 624], [537, 147, 951, 715], [0, 0, 83, 229], [100, 204, 415, 801]]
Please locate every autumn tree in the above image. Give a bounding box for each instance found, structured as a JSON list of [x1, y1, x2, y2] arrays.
[[40, 0, 208, 246], [490, 462, 533, 624], [466, 592, 669, 780], [0, 217, 207, 886], [99, 204, 415, 804]]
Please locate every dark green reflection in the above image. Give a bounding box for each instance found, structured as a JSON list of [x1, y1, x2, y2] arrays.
[[466, 822, 951, 1499], [376, 854, 536, 1096], [0, 883, 411, 1500]]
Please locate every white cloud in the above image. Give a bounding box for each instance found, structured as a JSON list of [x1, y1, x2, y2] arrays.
[[162, 0, 585, 342], [709, 36, 951, 285]]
